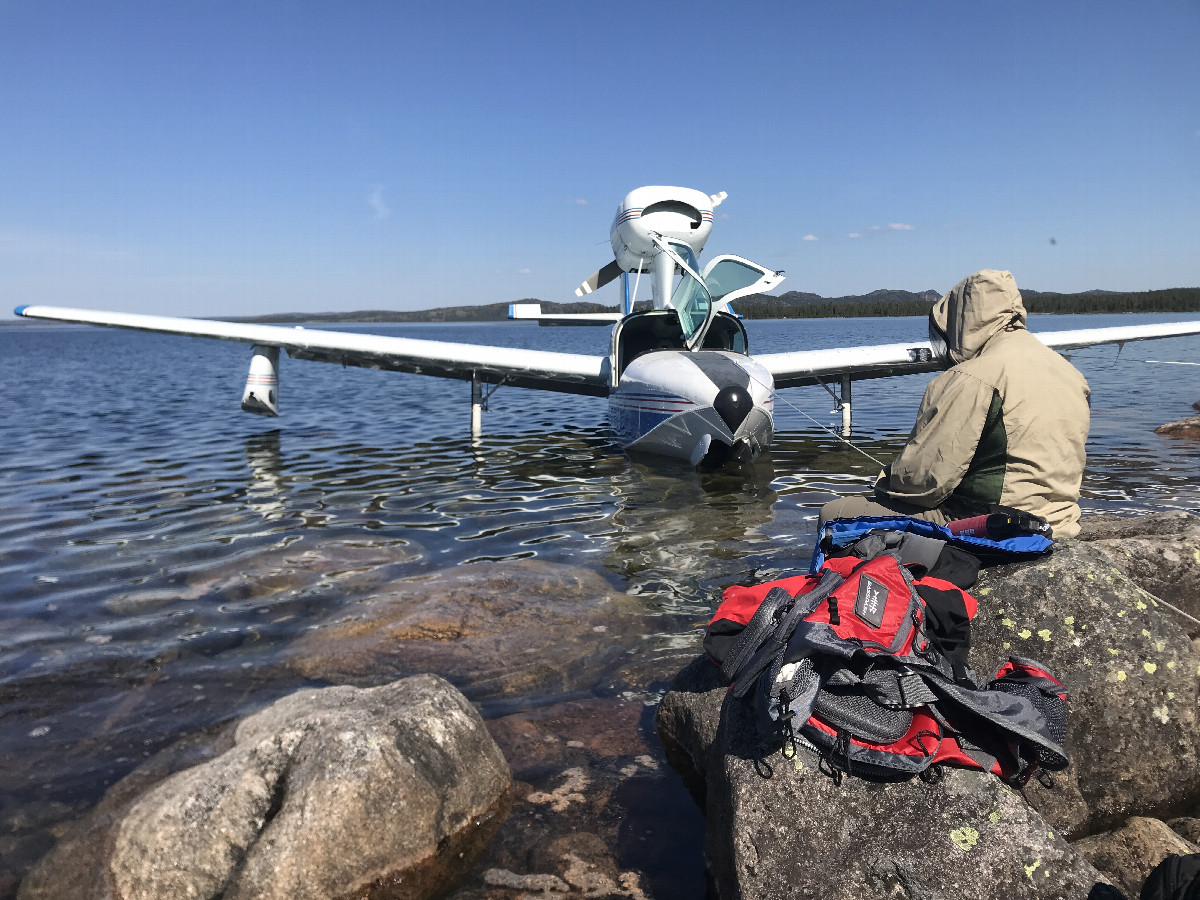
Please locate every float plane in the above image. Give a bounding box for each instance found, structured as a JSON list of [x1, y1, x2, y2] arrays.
[[14, 186, 1200, 466]]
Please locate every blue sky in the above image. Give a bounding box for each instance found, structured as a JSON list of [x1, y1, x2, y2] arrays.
[[2, 1, 1198, 317]]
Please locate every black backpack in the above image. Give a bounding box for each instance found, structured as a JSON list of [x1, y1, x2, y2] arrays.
[[1141, 854, 1200, 900]]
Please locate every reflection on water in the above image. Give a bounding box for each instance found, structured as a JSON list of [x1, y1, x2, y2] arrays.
[[0, 315, 1197, 893], [244, 430, 287, 519], [605, 459, 779, 610]]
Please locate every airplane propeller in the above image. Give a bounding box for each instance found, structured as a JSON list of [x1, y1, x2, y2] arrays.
[[574, 260, 623, 297]]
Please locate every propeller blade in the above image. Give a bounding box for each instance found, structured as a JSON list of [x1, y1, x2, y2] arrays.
[[574, 260, 623, 297], [709, 191, 728, 208]]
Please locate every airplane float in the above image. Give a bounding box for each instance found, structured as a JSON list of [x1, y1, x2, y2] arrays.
[[13, 186, 1200, 467]]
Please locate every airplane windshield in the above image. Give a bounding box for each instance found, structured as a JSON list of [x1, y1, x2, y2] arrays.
[[665, 241, 712, 347]]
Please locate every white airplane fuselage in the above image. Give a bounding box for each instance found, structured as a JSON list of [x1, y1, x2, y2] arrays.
[[609, 349, 774, 466]]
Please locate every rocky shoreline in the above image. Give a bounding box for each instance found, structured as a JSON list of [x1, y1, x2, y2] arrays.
[[12, 512, 1200, 899], [656, 511, 1200, 899]]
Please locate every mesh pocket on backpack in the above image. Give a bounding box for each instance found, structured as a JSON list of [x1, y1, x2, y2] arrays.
[[989, 680, 1068, 769]]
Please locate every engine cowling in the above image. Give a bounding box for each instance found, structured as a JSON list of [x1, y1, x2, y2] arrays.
[[609, 186, 719, 273]]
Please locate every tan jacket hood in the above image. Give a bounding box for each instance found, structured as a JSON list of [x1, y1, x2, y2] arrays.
[[931, 269, 1028, 364]]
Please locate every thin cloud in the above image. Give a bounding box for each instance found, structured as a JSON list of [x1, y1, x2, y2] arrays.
[[802, 234, 818, 241], [851, 223, 914, 238], [518, 268, 532, 274], [368, 185, 390, 220], [573, 198, 588, 206]]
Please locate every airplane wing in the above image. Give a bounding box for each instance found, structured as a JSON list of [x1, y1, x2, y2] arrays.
[[756, 341, 941, 389], [13, 305, 611, 396], [14, 305, 1199, 396], [757, 320, 1200, 390], [508, 302, 623, 326]]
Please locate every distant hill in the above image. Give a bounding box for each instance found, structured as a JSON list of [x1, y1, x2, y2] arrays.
[[228, 287, 1200, 324]]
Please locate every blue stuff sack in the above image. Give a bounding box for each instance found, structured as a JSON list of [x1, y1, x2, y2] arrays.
[[812, 515, 1054, 574]]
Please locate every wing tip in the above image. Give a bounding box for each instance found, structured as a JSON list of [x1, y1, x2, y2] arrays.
[[14, 305, 29, 316]]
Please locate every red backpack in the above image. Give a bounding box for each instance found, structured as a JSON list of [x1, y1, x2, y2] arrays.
[[706, 552, 1068, 785]]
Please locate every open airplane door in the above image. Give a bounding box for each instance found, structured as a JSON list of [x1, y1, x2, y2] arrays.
[[652, 238, 787, 352], [701, 255, 785, 313]]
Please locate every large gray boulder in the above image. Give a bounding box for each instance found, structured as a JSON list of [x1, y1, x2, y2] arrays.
[[20, 675, 511, 900], [971, 540, 1200, 835], [657, 658, 1108, 900]]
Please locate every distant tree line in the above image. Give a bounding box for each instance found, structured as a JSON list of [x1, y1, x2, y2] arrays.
[[1019, 288, 1200, 315], [731, 287, 1200, 319], [734, 297, 935, 319]]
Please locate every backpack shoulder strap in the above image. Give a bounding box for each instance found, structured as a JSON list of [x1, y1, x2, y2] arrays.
[[722, 569, 845, 695]]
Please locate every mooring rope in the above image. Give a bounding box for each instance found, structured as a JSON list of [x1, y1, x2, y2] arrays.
[[746, 370, 888, 469]]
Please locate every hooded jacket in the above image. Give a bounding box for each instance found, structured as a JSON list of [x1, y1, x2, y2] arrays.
[[877, 270, 1091, 537]]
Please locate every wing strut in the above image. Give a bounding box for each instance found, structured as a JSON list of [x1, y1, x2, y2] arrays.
[[840, 376, 852, 435], [470, 376, 505, 438], [816, 376, 854, 435]]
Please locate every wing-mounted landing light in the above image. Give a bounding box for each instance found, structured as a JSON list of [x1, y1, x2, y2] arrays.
[[241, 345, 280, 416]]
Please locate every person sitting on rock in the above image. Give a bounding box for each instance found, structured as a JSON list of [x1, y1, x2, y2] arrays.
[[820, 269, 1091, 538]]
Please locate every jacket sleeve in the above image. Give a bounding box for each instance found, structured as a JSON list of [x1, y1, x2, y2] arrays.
[[877, 368, 998, 509]]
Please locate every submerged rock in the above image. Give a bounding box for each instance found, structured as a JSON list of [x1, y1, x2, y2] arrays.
[[285, 560, 645, 700], [656, 658, 1107, 900], [479, 832, 652, 900], [450, 694, 707, 899], [19, 675, 511, 900], [104, 536, 421, 615], [972, 541, 1200, 835]]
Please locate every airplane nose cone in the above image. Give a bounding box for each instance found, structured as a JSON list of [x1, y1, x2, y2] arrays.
[[713, 385, 753, 431]]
